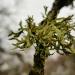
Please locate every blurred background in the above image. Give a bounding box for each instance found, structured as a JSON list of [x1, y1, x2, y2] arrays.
[[0, 0, 75, 75]]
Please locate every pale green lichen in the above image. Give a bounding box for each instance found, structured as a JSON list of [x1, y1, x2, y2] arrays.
[[9, 14, 75, 54], [9, 4, 75, 75]]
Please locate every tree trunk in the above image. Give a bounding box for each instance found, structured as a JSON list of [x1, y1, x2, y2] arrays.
[[29, 43, 46, 75]]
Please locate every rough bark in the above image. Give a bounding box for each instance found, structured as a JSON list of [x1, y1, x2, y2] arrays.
[[40, 0, 73, 25], [29, 43, 45, 75]]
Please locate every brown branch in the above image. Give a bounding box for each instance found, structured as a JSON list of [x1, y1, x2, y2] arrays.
[[40, 0, 74, 25]]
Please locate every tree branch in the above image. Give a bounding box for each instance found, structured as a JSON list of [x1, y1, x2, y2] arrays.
[[40, 0, 74, 25]]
